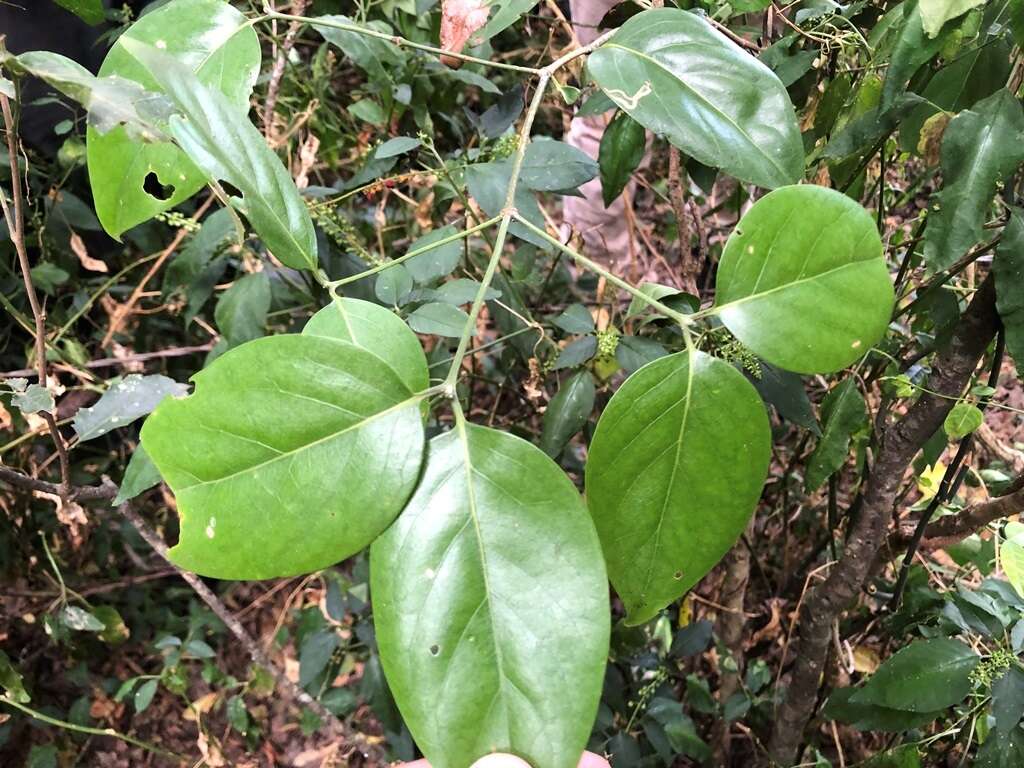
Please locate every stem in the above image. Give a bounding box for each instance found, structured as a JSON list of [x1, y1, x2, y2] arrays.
[[326, 216, 501, 289], [263, 11, 541, 74], [1, 696, 185, 762], [511, 213, 693, 329]]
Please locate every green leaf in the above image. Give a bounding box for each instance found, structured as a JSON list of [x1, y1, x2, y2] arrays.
[[805, 379, 867, 491], [140, 334, 428, 579], [554, 336, 598, 370], [29, 262, 70, 295], [375, 264, 414, 306], [404, 225, 464, 284], [426, 279, 501, 305], [586, 350, 771, 625], [375, 137, 422, 158], [919, 0, 984, 36], [824, 687, 944, 731], [615, 335, 668, 374], [849, 638, 979, 712], [993, 666, 1024, 733], [475, 0, 541, 44], [465, 160, 549, 249], [519, 137, 598, 192], [748, 362, 819, 434], [898, 40, 1011, 155], [227, 695, 249, 734], [12, 52, 173, 143], [54, 0, 104, 24], [74, 374, 187, 442], [299, 630, 340, 688], [713, 185, 894, 374], [315, 15, 405, 87], [553, 304, 596, 334], [86, 0, 260, 239], [880, 1, 948, 111], [407, 302, 470, 338], [0, 649, 30, 703], [598, 111, 646, 207], [923, 90, 1024, 272], [121, 39, 318, 271], [1002, 527, 1024, 598], [134, 678, 158, 713], [303, 298, 430, 394], [855, 745, 922, 768], [114, 444, 162, 505], [943, 402, 983, 439], [11, 384, 55, 415], [539, 370, 595, 457], [61, 605, 105, 632], [93, 605, 130, 644], [995, 208, 1024, 377], [371, 424, 610, 768], [977, 726, 1024, 767], [26, 745, 57, 768], [587, 8, 802, 189], [215, 272, 271, 348], [349, 98, 387, 126]]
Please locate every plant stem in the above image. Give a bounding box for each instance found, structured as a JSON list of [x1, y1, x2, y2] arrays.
[[262, 11, 541, 74], [325, 215, 501, 289], [1, 696, 186, 762], [511, 213, 693, 329]]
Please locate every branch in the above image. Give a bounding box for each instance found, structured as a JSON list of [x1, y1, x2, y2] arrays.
[[887, 477, 1024, 554], [769, 274, 1002, 765], [0, 464, 379, 758], [263, 0, 309, 138]]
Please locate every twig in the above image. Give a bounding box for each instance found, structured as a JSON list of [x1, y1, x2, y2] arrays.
[[0, 92, 71, 490], [0, 343, 217, 379], [667, 147, 698, 295], [263, 0, 309, 139], [0, 466, 117, 501], [100, 195, 215, 348], [117, 502, 378, 758]]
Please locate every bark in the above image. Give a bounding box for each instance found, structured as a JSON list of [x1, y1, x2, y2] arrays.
[[768, 275, 1001, 765]]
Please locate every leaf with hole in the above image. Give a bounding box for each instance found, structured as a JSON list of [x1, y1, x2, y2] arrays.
[[122, 39, 318, 271], [140, 332, 429, 579], [587, 8, 802, 189], [371, 424, 610, 768], [86, 0, 260, 239], [586, 350, 770, 625], [713, 185, 894, 374]]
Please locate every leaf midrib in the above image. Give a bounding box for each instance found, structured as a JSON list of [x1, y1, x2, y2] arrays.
[[715, 259, 871, 314]]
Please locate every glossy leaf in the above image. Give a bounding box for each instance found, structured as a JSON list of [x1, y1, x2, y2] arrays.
[[123, 40, 318, 271], [996, 209, 1024, 377], [87, 0, 260, 238], [805, 379, 867, 491], [748, 362, 819, 434], [371, 424, 610, 768], [215, 272, 271, 348], [880, 1, 947, 111], [588, 8, 802, 189], [141, 334, 428, 579], [12, 52, 172, 142], [303, 298, 429, 394], [848, 638, 979, 712], [993, 666, 1024, 733], [465, 160, 549, 249], [554, 336, 598, 370], [586, 350, 770, 625], [923, 90, 1024, 271], [598, 112, 645, 207], [404, 225, 464, 285], [919, 0, 983, 36], [714, 185, 894, 374], [74, 374, 188, 442], [539, 370, 595, 457], [407, 302, 471, 338], [54, 0, 104, 24]]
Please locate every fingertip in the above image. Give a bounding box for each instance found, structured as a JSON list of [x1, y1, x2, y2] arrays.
[[578, 750, 611, 768], [469, 753, 534, 768]]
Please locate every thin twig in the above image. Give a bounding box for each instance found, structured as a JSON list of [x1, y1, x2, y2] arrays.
[[263, 0, 309, 138]]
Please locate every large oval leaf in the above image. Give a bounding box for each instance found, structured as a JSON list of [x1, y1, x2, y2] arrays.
[[371, 424, 610, 768], [87, 0, 260, 238], [585, 350, 770, 625], [303, 297, 429, 393], [141, 334, 428, 579], [713, 185, 894, 374], [122, 39, 318, 271], [587, 8, 802, 189]]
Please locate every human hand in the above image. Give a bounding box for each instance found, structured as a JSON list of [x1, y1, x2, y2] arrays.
[[400, 751, 611, 768]]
